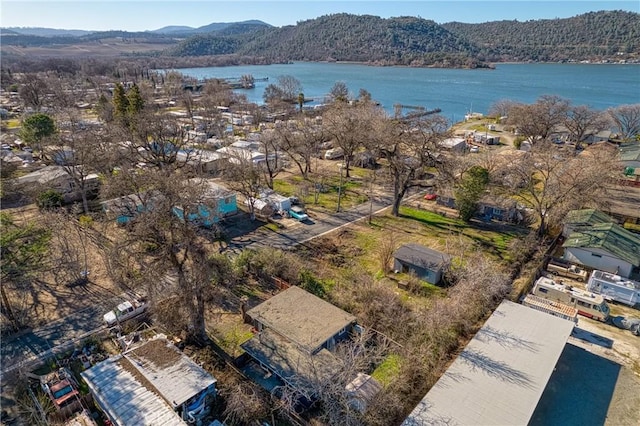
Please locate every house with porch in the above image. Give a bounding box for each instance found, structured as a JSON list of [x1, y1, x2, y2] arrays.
[[241, 286, 357, 399], [393, 243, 451, 285], [436, 191, 525, 223]]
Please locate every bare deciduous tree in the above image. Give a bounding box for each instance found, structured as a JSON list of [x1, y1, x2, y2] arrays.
[[380, 114, 450, 216], [323, 102, 386, 178], [221, 153, 263, 220], [564, 105, 611, 150], [377, 231, 399, 274], [607, 103, 640, 141], [501, 141, 620, 237], [507, 95, 570, 143]]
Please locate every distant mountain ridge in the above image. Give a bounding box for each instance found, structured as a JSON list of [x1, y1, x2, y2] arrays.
[[165, 11, 640, 65], [2, 26, 94, 37], [1, 11, 638, 66], [1, 20, 272, 37]]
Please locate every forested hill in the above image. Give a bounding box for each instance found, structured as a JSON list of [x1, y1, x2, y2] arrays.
[[2, 11, 639, 66], [169, 14, 485, 67], [442, 10, 640, 62], [237, 14, 482, 66], [169, 11, 640, 65]]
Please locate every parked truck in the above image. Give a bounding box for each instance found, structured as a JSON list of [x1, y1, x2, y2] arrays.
[[103, 298, 147, 326], [586, 270, 640, 307], [546, 258, 589, 282]]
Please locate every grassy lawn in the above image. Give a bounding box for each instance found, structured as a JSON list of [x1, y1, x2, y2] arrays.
[[209, 320, 254, 358], [371, 353, 403, 386], [273, 173, 366, 212], [395, 207, 525, 262]]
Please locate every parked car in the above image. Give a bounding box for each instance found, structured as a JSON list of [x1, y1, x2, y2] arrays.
[[324, 147, 344, 160], [288, 206, 309, 222], [103, 298, 147, 326], [612, 316, 640, 336], [424, 192, 437, 200], [469, 146, 480, 153]]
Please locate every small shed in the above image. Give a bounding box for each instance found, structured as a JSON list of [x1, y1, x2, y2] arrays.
[[438, 137, 467, 152], [393, 243, 451, 284]]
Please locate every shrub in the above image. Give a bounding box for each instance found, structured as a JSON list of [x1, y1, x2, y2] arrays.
[[37, 189, 63, 210]]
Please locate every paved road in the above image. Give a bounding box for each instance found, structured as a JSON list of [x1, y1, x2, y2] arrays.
[[1, 294, 125, 375], [222, 193, 395, 254]]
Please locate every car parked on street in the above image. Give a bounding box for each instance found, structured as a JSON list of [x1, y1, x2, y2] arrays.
[[288, 205, 309, 222]]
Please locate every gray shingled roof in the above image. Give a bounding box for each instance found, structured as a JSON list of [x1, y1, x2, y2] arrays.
[[245, 286, 356, 354], [393, 243, 451, 270]]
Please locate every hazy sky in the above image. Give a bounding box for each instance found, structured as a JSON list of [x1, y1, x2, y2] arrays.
[[1, 1, 638, 31]]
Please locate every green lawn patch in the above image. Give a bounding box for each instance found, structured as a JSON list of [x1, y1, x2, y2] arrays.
[[371, 353, 403, 387], [398, 206, 525, 261], [212, 323, 254, 357]]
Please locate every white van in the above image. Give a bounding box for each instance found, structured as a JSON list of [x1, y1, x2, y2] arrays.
[[324, 147, 344, 160]]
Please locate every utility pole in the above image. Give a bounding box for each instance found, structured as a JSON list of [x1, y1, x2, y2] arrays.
[[336, 163, 344, 212]]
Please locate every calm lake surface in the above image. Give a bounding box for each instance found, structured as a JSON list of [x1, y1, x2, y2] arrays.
[[176, 62, 640, 123]]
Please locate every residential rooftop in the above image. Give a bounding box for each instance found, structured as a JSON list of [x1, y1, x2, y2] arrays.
[[619, 142, 640, 162], [394, 243, 451, 270], [81, 356, 186, 425], [125, 337, 216, 408], [564, 209, 616, 228], [81, 337, 216, 426], [563, 222, 640, 267], [402, 300, 575, 426], [245, 285, 356, 354], [241, 328, 342, 388]]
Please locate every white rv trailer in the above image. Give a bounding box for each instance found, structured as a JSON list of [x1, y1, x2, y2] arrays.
[[531, 277, 610, 321], [587, 270, 640, 307]]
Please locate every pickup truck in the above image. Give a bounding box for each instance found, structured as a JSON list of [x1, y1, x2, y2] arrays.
[[288, 206, 309, 222], [546, 260, 588, 282], [103, 299, 147, 326]]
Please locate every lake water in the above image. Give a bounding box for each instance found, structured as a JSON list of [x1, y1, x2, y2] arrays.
[[175, 62, 640, 123]]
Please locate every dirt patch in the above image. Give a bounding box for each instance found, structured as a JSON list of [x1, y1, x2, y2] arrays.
[[127, 338, 182, 370], [1, 206, 126, 332]]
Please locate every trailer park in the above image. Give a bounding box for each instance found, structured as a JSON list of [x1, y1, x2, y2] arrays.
[[2, 88, 640, 424]]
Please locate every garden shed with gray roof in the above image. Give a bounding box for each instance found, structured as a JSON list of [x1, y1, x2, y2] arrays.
[[393, 243, 451, 284]]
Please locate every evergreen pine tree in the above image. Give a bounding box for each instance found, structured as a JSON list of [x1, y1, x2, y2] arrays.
[[112, 83, 129, 122]]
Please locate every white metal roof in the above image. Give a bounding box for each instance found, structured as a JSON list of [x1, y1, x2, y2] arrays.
[[402, 300, 574, 426], [124, 338, 217, 408], [81, 356, 185, 426], [81, 337, 217, 426]]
